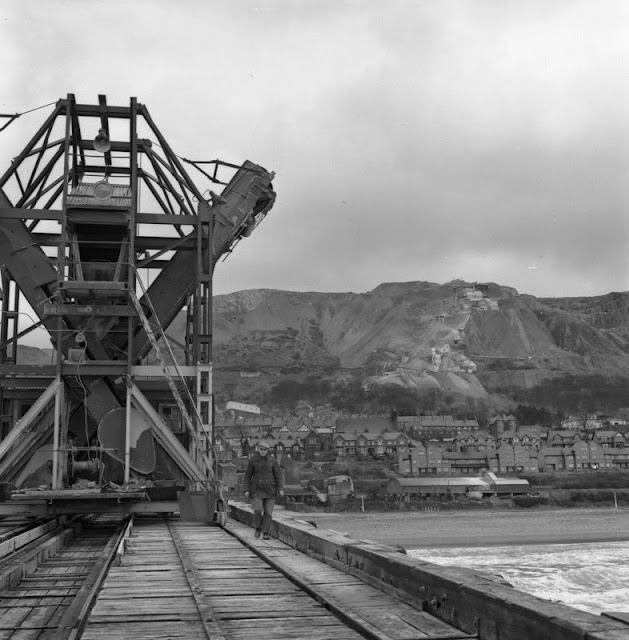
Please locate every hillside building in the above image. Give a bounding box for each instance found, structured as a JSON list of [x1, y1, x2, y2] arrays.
[[488, 414, 517, 438]]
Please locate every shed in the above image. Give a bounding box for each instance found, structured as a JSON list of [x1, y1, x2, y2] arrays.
[[484, 472, 529, 494], [325, 475, 354, 500], [385, 477, 490, 497]]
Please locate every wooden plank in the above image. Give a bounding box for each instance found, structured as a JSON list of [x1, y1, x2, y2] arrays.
[[396, 608, 478, 639], [223, 519, 476, 640], [603, 612, 629, 625], [221, 617, 364, 640], [81, 620, 207, 640], [80, 519, 477, 640]]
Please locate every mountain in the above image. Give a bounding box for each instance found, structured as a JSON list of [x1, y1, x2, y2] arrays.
[[210, 281, 629, 407], [16, 345, 54, 365], [17, 281, 629, 412]]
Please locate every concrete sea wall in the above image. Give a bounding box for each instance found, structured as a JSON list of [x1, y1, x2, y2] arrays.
[[228, 502, 629, 640]]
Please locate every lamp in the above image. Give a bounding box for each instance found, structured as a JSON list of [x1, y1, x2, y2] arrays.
[[93, 128, 111, 153], [93, 178, 113, 200]]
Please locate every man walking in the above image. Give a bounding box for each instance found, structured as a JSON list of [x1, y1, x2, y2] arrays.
[[243, 441, 284, 540]]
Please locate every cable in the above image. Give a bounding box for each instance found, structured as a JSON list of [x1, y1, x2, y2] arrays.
[[0, 100, 57, 133], [131, 266, 215, 455], [0, 308, 39, 324]]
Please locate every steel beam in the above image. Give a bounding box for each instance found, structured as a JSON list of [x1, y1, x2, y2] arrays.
[[0, 377, 58, 461], [129, 381, 206, 483], [0, 96, 276, 498]]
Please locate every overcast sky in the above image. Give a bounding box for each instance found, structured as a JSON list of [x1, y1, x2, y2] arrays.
[[2, 0, 628, 302]]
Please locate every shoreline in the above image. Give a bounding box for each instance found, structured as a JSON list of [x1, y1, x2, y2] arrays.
[[387, 531, 629, 549], [277, 506, 629, 550]]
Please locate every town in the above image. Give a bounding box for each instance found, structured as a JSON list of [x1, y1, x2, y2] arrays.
[[210, 404, 629, 499]]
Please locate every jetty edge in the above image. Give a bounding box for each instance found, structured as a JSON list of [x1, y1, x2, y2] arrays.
[[229, 501, 629, 640]]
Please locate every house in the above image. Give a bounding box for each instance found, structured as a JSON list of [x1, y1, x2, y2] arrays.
[[592, 430, 626, 448], [382, 431, 411, 455], [334, 429, 409, 458], [402, 415, 478, 441], [607, 448, 629, 469], [488, 414, 517, 438], [571, 440, 607, 470], [495, 443, 538, 474], [561, 417, 584, 430], [213, 431, 231, 463], [454, 430, 494, 452], [585, 416, 604, 430], [548, 430, 582, 447], [440, 450, 490, 475], [302, 428, 325, 457], [496, 428, 542, 451], [538, 447, 569, 471], [399, 444, 445, 475], [273, 435, 306, 462], [313, 427, 335, 451], [336, 414, 396, 434]]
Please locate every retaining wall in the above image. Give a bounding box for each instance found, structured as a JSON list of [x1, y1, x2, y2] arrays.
[[228, 502, 629, 640]]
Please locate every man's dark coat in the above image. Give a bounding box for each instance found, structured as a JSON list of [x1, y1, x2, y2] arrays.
[[244, 453, 283, 499]]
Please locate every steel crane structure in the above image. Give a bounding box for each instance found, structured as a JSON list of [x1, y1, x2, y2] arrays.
[[0, 94, 275, 515]]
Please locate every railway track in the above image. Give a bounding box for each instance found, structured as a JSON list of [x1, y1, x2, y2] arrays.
[[0, 514, 129, 639], [0, 514, 474, 639]]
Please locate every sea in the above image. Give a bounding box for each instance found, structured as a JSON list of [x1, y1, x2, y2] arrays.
[[407, 541, 629, 616]]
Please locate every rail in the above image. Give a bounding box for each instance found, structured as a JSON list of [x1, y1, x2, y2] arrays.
[[0, 514, 130, 639], [0, 510, 627, 639]]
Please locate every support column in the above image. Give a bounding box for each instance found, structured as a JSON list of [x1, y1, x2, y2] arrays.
[[194, 200, 214, 481], [196, 364, 212, 473], [52, 376, 63, 490], [125, 96, 139, 486]]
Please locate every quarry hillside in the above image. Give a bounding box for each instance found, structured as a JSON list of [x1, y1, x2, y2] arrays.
[[19, 281, 629, 410], [204, 281, 629, 406]]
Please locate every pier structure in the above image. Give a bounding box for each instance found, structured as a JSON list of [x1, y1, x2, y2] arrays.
[[0, 95, 274, 512], [0, 506, 627, 639]]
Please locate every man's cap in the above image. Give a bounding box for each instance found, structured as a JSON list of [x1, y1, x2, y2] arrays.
[[257, 440, 270, 450]]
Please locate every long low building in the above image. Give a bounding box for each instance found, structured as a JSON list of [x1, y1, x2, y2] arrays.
[[385, 474, 529, 498]]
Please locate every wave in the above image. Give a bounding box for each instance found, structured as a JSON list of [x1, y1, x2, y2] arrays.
[[408, 541, 629, 615]]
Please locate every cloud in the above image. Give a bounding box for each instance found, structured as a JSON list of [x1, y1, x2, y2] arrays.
[[2, 0, 628, 304]]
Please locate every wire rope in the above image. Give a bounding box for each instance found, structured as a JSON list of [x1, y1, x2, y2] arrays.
[[0, 100, 57, 133]]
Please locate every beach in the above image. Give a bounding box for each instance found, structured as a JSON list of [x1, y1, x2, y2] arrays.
[[282, 507, 629, 549]]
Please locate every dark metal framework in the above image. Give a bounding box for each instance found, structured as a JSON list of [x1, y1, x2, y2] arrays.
[[0, 94, 275, 499]]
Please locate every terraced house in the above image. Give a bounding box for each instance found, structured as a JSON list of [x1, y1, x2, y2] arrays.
[[333, 430, 411, 457], [399, 427, 629, 476]]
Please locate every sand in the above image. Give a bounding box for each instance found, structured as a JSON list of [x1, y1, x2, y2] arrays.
[[278, 507, 629, 549]]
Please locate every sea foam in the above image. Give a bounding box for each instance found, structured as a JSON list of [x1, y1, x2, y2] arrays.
[[408, 541, 629, 615]]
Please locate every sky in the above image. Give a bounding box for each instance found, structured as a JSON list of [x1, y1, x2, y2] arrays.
[[1, 0, 628, 309]]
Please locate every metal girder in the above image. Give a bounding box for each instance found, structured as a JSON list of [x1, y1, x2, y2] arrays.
[[0, 190, 115, 364], [0, 190, 61, 332], [0, 378, 60, 481], [128, 162, 275, 362], [0, 376, 59, 461], [33, 233, 197, 250], [0, 95, 276, 498], [129, 381, 206, 484]]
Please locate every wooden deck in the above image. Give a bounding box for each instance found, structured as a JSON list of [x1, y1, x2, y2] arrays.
[[0, 518, 120, 639], [84, 518, 476, 640]]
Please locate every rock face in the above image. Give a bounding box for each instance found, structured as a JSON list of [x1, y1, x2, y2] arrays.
[[20, 281, 628, 402], [211, 281, 629, 398]]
